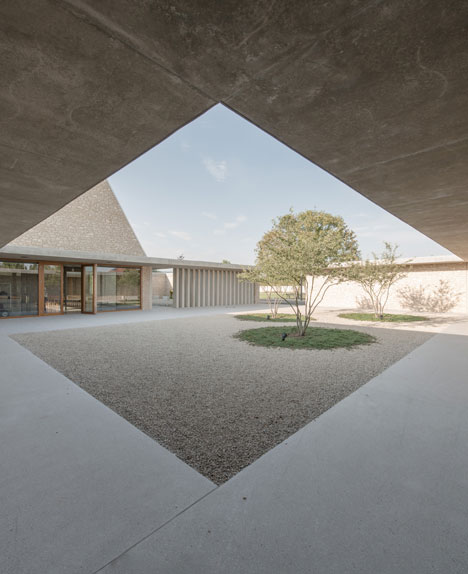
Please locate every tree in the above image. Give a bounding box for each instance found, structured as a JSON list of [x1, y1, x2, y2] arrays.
[[240, 210, 360, 336], [221, 259, 231, 264], [350, 242, 407, 319], [259, 285, 290, 318], [177, 254, 185, 260]]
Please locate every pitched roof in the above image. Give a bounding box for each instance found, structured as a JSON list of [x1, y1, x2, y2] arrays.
[[9, 180, 145, 257]]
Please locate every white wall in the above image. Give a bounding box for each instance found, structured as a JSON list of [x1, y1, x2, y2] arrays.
[[307, 261, 468, 313]]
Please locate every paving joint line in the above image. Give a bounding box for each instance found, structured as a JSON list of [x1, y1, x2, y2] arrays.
[[91, 485, 219, 574]]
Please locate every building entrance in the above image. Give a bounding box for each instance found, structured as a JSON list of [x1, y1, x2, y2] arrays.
[[63, 266, 82, 313]]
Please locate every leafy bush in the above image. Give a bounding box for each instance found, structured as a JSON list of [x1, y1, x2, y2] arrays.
[[398, 279, 461, 313]]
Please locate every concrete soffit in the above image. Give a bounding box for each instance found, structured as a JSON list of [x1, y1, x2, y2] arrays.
[[1, 2, 468, 258]]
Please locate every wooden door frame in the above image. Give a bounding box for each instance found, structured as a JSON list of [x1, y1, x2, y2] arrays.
[[39, 262, 64, 316], [81, 264, 97, 314]]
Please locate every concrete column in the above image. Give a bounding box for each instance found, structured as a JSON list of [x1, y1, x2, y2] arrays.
[[210, 270, 213, 306], [228, 271, 232, 306], [221, 270, 225, 306], [225, 271, 229, 305], [173, 268, 178, 308], [141, 266, 152, 310], [225, 271, 229, 306], [197, 270, 201, 307], [185, 268, 191, 308], [211, 270, 215, 306], [220, 271, 224, 306], [192, 269, 197, 307], [180, 268, 185, 308], [203, 270, 207, 307]]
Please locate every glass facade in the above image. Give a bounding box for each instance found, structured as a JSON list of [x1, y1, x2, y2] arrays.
[[44, 265, 62, 314], [97, 267, 141, 311], [83, 266, 95, 313], [0, 261, 39, 317], [63, 266, 82, 313], [0, 261, 142, 318]]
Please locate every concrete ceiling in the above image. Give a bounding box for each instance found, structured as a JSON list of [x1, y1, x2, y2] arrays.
[[2, 2, 468, 257]]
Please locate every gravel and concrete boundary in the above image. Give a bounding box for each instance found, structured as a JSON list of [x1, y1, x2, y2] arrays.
[[13, 315, 433, 484]]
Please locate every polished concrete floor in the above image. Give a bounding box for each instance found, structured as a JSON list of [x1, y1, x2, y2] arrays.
[[1, 307, 468, 573]]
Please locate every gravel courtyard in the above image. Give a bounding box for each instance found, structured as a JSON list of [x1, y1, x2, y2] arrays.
[[13, 315, 433, 484]]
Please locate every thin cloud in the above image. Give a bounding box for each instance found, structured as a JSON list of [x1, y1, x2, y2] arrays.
[[214, 215, 247, 235], [153, 231, 167, 238], [202, 211, 218, 220], [203, 157, 227, 182], [169, 230, 192, 241], [224, 215, 247, 229]]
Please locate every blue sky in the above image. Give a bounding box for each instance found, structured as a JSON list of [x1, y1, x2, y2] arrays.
[[110, 104, 452, 264]]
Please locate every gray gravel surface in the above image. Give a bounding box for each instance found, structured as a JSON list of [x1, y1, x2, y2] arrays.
[[12, 315, 433, 484]]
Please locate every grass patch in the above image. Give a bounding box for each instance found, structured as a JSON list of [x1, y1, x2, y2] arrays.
[[235, 326, 375, 350], [338, 312, 429, 323], [234, 313, 307, 323]]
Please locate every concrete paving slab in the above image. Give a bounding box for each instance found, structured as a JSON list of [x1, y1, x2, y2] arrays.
[[0, 335, 214, 574], [98, 326, 468, 573]]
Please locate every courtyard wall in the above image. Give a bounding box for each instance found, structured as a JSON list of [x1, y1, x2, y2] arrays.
[[308, 258, 468, 313]]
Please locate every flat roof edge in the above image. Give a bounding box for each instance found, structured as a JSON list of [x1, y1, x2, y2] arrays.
[[0, 245, 249, 271]]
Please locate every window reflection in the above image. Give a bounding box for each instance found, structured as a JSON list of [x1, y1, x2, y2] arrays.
[[97, 267, 141, 311], [0, 261, 39, 317], [44, 265, 62, 313]]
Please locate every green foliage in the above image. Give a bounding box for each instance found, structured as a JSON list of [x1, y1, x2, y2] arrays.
[[240, 209, 359, 335], [235, 326, 375, 349], [117, 268, 140, 288], [339, 312, 428, 323], [398, 279, 462, 313], [349, 242, 407, 319], [221, 259, 231, 264], [0, 262, 38, 270]]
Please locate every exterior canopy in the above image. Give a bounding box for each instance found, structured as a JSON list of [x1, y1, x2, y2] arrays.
[[1, 2, 468, 257]]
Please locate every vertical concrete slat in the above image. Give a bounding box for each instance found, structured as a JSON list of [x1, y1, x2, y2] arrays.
[[221, 270, 224, 306], [192, 269, 197, 307], [191, 269, 195, 308], [180, 268, 185, 308], [174, 268, 179, 308], [204, 270, 207, 307], [186, 268, 191, 308], [222, 271, 225, 306], [197, 270, 201, 307]]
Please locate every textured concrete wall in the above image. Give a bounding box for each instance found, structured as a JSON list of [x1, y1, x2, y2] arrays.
[[9, 181, 145, 257], [152, 272, 173, 298], [141, 267, 152, 311], [309, 262, 468, 313]]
